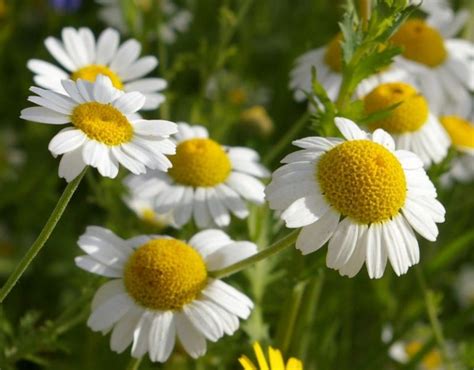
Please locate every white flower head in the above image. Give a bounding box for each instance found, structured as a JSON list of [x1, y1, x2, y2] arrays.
[[266, 117, 445, 279], [124, 123, 269, 229], [391, 18, 474, 117], [75, 226, 256, 362], [362, 81, 450, 167], [28, 27, 167, 110], [20, 75, 177, 182]]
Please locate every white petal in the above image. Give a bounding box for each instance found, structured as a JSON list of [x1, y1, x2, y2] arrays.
[[326, 217, 360, 270], [226, 172, 265, 204], [206, 188, 231, 227], [338, 225, 368, 278], [120, 56, 158, 82], [124, 78, 167, 93], [202, 279, 253, 319], [111, 146, 147, 175], [113, 91, 146, 114], [335, 117, 367, 140], [182, 300, 223, 342], [148, 311, 176, 362], [96, 28, 120, 65], [20, 107, 69, 124], [402, 201, 439, 241], [192, 188, 213, 228], [296, 208, 340, 255], [49, 128, 86, 156], [188, 229, 232, 258], [58, 148, 87, 182], [75, 256, 122, 277], [110, 308, 143, 353], [382, 218, 411, 276], [281, 195, 330, 228], [175, 312, 207, 359], [110, 38, 141, 72], [365, 224, 387, 279], [62, 27, 89, 68], [173, 187, 194, 227], [131, 312, 153, 358], [44, 36, 76, 71], [87, 293, 132, 331], [205, 241, 257, 271], [27, 59, 68, 79], [372, 129, 395, 151], [214, 184, 249, 219], [133, 119, 177, 137], [93, 75, 117, 103], [91, 279, 125, 311], [78, 27, 96, 64]]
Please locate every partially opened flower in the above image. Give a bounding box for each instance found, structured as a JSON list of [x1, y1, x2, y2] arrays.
[[75, 227, 256, 362], [289, 33, 415, 103], [20, 75, 177, 182], [363, 82, 450, 166], [28, 27, 167, 110], [239, 342, 303, 370], [266, 118, 445, 279], [124, 123, 269, 228], [440, 115, 474, 184], [390, 19, 474, 117]]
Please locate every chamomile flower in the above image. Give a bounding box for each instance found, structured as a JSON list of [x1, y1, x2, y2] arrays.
[[123, 173, 175, 229], [239, 342, 303, 370], [28, 27, 167, 110], [439, 115, 474, 184], [20, 75, 177, 182], [265, 117, 445, 279], [289, 33, 417, 103], [124, 123, 269, 228], [75, 227, 256, 362], [363, 82, 450, 166], [390, 19, 474, 117]]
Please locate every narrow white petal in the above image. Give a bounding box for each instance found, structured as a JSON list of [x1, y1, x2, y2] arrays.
[[49, 128, 86, 156], [110, 308, 143, 353], [193, 187, 213, 228], [205, 241, 257, 271], [335, 117, 367, 140], [402, 201, 439, 241], [148, 311, 176, 362], [188, 229, 232, 258], [176, 312, 207, 359], [296, 208, 340, 255], [120, 56, 158, 82], [96, 28, 120, 65], [327, 217, 360, 269], [20, 107, 69, 124], [75, 256, 122, 277], [58, 148, 87, 182], [113, 91, 146, 114], [44, 36, 77, 71], [365, 224, 387, 279], [87, 293, 132, 331]]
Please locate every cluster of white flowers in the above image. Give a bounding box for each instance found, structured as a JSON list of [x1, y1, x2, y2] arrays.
[[15, 0, 473, 366]]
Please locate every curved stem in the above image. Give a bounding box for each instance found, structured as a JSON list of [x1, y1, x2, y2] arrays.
[[126, 357, 142, 370], [0, 168, 87, 303], [210, 230, 299, 279]]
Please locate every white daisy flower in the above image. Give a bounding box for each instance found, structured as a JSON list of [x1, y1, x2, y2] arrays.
[[123, 173, 175, 229], [289, 33, 416, 102], [27, 27, 167, 110], [20, 75, 177, 182], [124, 122, 269, 228], [391, 18, 474, 117], [265, 117, 445, 279], [75, 226, 256, 362], [439, 115, 474, 185], [363, 82, 450, 166], [96, 0, 192, 44]]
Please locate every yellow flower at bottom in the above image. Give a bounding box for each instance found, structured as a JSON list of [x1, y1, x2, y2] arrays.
[[239, 342, 303, 370]]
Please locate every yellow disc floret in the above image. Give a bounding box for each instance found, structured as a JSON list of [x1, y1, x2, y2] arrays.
[[391, 19, 447, 67], [71, 102, 133, 146], [324, 33, 343, 72], [364, 82, 428, 134], [71, 64, 123, 89], [317, 140, 406, 224], [440, 115, 474, 150], [168, 138, 232, 187], [123, 239, 208, 310]]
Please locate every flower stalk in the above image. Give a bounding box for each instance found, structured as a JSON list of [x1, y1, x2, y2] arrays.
[[0, 168, 87, 303]]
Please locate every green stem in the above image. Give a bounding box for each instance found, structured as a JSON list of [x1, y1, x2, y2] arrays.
[[126, 357, 142, 370], [0, 168, 86, 303], [210, 230, 299, 279], [415, 266, 455, 370], [263, 112, 310, 166]]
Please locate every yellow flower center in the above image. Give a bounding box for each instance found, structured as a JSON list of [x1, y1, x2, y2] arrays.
[[364, 82, 429, 134], [324, 33, 343, 72], [71, 64, 123, 89], [168, 138, 232, 187], [405, 341, 443, 370], [440, 115, 474, 150], [123, 239, 208, 310], [71, 102, 133, 146], [391, 19, 447, 67], [317, 140, 406, 224]]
